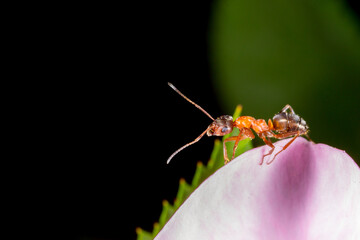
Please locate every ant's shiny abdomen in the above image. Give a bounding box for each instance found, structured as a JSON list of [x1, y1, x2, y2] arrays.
[[273, 108, 308, 134]]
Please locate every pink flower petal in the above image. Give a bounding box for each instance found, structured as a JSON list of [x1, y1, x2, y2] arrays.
[[156, 138, 360, 240]]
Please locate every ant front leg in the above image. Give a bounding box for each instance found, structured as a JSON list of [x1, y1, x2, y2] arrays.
[[223, 128, 254, 164], [223, 136, 237, 164]]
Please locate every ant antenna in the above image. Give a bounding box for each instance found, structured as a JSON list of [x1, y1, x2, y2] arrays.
[[167, 127, 210, 164], [168, 82, 214, 121], [167, 83, 216, 164]]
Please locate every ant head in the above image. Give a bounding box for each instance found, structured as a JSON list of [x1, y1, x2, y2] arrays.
[[207, 115, 234, 136], [167, 83, 235, 164]]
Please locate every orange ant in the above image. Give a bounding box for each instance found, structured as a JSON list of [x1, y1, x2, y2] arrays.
[[166, 83, 311, 165]]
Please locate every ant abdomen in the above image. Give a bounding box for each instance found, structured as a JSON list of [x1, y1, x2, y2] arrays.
[[272, 112, 288, 132], [273, 112, 308, 133]]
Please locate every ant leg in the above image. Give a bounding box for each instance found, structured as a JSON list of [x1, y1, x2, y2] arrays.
[[223, 136, 238, 164], [272, 131, 301, 139], [305, 133, 314, 143], [258, 132, 275, 165], [266, 134, 300, 164], [223, 128, 254, 164], [281, 104, 295, 114], [231, 128, 255, 160]]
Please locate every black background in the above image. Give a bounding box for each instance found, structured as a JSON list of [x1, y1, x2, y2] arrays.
[[55, 1, 220, 239], [36, 1, 359, 239]]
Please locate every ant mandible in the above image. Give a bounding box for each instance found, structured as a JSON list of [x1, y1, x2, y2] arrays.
[[166, 83, 311, 165]]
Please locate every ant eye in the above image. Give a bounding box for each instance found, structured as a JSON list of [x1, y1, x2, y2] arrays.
[[221, 127, 229, 133]]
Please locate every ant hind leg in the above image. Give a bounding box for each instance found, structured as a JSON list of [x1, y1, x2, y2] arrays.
[[258, 132, 275, 165], [266, 134, 300, 164], [281, 104, 295, 114], [305, 133, 314, 143]]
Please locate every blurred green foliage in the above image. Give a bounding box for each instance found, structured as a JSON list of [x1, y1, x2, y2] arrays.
[[210, 0, 360, 162]]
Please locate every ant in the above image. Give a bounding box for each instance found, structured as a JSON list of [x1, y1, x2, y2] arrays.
[[166, 83, 311, 165]]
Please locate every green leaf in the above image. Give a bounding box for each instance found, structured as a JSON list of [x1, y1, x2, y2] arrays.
[[136, 106, 253, 238]]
